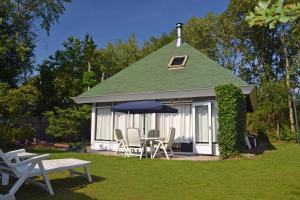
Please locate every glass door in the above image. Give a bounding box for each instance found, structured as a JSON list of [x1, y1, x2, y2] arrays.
[[192, 102, 212, 154]]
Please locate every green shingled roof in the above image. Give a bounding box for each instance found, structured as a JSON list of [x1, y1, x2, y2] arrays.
[[79, 40, 247, 97]]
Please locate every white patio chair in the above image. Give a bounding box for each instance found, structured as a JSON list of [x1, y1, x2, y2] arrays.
[[126, 128, 144, 159], [244, 132, 257, 149], [146, 130, 160, 157], [0, 149, 92, 200], [114, 129, 128, 156], [153, 128, 176, 160]]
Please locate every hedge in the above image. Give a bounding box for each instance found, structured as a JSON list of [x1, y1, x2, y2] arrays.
[[215, 84, 246, 159]]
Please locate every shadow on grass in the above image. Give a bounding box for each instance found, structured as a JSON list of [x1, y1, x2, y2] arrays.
[[26, 147, 68, 154], [290, 186, 300, 197], [241, 133, 277, 155], [2, 175, 104, 200]]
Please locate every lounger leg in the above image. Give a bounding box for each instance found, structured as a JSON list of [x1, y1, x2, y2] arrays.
[[8, 174, 28, 198], [2, 173, 9, 185], [83, 167, 92, 183], [8, 162, 37, 198], [0, 193, 15, 200], [38, 162, 54, 195]]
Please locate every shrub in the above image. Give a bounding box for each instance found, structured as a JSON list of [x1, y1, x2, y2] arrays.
[[0, 124, 35, 150], [215, 84, 246, 159], [68, 142, 87, 153], [280, 124, 296, 142], [44, 105, 91, 142]]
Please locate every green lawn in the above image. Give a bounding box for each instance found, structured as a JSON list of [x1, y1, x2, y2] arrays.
[[1, 144, 300, 200]]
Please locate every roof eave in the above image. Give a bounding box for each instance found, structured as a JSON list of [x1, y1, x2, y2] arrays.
[[72, 85, 257, 111]]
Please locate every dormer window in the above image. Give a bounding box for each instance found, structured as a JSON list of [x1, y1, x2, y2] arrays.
[[168, 55, 188, 69]]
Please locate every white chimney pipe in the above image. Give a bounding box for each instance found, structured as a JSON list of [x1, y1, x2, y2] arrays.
[[176, 23, 183, 47]]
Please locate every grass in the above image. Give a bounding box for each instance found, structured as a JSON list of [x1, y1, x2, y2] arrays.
[[1, 144, 300, 200]]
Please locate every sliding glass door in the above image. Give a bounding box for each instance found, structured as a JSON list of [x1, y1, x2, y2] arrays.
[[193, 102, 213, 154]]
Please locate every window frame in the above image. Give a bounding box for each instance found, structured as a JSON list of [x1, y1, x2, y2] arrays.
[[168, 55, 188, 69]]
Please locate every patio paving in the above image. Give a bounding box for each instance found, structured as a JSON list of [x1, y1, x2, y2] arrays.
[[89, 150, 220, 161]]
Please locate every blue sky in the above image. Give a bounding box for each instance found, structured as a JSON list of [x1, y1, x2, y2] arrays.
[[34, 0, 229, 64]]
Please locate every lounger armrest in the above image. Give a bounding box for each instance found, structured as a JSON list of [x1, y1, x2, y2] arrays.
[[5, 149, 26, 157], [12, 154, 50, 167]]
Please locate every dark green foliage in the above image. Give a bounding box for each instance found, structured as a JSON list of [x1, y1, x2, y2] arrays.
[[44, 105, 91, 142], [247, 81, 292, 141], [246, 0, 300, 29], [0, 82, 38, 148], [68, 142, 86, 152], [215, 84, 246, 159], [82, 71, 97, 89], [37, 35, 98, 107], [0, 0, 70, 86], [0, 124, 35, 149]]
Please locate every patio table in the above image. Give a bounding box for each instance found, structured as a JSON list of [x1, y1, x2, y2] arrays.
[[141, 137, 164, 159]]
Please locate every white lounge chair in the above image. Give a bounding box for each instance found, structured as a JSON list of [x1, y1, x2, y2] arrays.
[[114, 129, 128, 156], [1, 149, 37, 186], [153, 128, 176, 160], [126, 128, 144, 159], [0, 149, 92, 200]]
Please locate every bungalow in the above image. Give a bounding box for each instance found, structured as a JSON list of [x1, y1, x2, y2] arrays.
[[73, 23, 256, 155]]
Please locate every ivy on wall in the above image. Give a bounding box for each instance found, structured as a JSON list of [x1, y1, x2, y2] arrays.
[[215, 84, 246, 159]]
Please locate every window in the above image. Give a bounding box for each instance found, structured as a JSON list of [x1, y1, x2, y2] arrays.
[[168, 55, 188, 69], [95, 107, 113, 140]]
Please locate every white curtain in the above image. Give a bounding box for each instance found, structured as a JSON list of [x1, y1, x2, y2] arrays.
[[195, 105, 209, 143], [114, 113, 155, 138], [157, 105, 192, 143], [114, 112, 127, 139], [95, 108, 113, 140]]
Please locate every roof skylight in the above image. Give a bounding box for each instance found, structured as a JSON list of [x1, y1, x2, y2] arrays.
[[168, 55, 188, 69]]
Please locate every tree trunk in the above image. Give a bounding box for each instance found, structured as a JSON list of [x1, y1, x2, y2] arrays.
[[282, 43, 296, 133], [276, 118, 280, 140], [87, 61, 91, 90], [88, 61, 91, 71], [101, 71, 105, 82]]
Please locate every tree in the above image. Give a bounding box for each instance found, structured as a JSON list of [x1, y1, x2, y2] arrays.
[[82, 70, 97, 90], [44, 105, 91, 142], [246, 0, 300, 29], [172, 0, 299, 140], [0, 82, 39, 124], [0, 0, 70, 86], [245, 0, 300, 133], [0, 81, 39, 147], [183, 14, 219, 61], [248, 81, 296, 141], [37, 34, 99, 108]]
